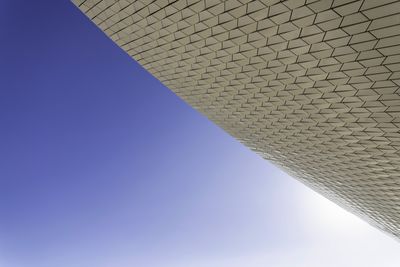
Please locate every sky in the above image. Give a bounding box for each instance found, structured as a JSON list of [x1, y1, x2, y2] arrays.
[[0, 1, 399, 267]]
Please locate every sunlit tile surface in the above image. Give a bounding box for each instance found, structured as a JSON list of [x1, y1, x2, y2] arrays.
[[72, 0, 400, 239]]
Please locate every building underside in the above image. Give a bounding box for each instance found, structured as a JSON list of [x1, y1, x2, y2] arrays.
[[72, 0, 400, 239]]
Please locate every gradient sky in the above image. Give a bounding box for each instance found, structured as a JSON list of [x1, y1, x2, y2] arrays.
[[0, 1, 399, 267]]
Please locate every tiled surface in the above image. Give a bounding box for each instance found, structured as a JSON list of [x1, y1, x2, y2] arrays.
[[72, 0, 400, 239]]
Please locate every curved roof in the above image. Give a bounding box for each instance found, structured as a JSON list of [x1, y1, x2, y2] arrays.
[[73, 0, 400, 239]]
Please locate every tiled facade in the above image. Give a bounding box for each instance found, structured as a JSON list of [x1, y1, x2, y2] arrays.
[[72, 0, 400, 239]]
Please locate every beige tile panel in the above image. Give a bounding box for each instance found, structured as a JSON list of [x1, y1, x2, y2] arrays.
[[72, 0, 400, 240]]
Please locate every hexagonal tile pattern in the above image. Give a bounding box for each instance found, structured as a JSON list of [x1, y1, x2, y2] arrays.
[[72, 0, 400, 239]]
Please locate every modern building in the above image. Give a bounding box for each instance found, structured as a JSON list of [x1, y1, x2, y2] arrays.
[[72, 0, 400, 239]]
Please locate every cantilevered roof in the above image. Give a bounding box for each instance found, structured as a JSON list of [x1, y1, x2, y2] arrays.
[[72, 0, 400, 239]]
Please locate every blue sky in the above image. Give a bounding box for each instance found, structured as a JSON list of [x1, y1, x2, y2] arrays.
[[0, 1, 399, 266]]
